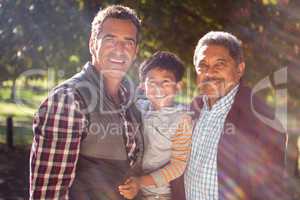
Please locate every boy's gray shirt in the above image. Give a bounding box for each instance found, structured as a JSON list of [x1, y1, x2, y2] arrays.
[[136, 99, 190, 195]]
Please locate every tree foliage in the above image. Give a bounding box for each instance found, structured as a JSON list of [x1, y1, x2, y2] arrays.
[[0, 0, 90, 84], [0, 0, 299, 102]]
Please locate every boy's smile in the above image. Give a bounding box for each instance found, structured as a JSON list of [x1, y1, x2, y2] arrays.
[[144, 68, 180, 110]]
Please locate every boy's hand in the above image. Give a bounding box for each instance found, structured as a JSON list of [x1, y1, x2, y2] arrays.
[[118, 177, 141, 199]]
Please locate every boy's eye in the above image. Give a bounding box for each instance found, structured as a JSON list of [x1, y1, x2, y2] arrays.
[[146, 79, 176, 88], [161, 80, 175, 87], [146, 81, 156, 87]]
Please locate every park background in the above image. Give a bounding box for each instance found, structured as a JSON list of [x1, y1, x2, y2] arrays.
[[0, 0, 300, 199]]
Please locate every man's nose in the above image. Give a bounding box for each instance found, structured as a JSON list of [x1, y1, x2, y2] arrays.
[[114, 40, 126, 53], [205, 65, 217, 77], [154, 84, 165, 95]]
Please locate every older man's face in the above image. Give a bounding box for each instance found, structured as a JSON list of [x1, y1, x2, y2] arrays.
[[195, 44, 245, 99], [90, 18, 138, 79]]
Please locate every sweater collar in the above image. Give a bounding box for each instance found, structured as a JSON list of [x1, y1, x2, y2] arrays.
[[82, 62, 133, 106]]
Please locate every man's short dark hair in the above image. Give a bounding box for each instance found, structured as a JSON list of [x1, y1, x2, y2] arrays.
[[139, 51, 185, 82], [91, 5, 141, 42], [194, 31, 244, 66]]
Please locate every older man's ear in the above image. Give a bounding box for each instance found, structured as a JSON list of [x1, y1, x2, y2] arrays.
[[237, 62, 246, 80]]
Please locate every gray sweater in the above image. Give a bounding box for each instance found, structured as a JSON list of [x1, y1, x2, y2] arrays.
[[136, 99, 192, 196]]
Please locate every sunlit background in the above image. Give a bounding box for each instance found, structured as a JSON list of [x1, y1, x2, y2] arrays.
[[0, 0, 299, 199]]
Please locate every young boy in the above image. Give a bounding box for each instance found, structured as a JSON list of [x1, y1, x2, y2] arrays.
[[119, 51, 193, 200]]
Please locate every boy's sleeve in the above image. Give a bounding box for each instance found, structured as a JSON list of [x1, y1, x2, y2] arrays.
[[150, 114, 193, 187]]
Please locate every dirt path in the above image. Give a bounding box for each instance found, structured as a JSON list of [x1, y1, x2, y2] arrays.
[[0, 145, 29, 200]]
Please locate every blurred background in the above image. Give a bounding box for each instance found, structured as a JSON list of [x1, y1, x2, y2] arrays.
[[0, 0, 299, 199]]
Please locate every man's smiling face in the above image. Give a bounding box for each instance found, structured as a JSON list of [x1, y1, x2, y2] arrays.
[[90, 17, 138, 79], [195, 44, 245, 100]]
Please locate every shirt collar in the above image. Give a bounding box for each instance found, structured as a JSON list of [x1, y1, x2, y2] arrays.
[[84, 62, 132, 106], [203, 84, 239, 114], [138, 99, 185, 115]]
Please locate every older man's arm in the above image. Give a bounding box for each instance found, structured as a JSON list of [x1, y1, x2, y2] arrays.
[[253, 125, 289, 200]]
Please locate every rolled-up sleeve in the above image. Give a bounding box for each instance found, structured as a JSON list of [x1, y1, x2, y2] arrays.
[[150, 114, 193, 187]]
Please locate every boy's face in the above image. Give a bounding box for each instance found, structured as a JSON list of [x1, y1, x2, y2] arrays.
[[144, 68, 180, 110]]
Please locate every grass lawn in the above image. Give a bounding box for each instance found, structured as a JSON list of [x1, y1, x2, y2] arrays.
[[0, 125, 33, 145], [0, 79, 48, 146], [0, 101, 35, 145], [0, 102, 35, 122]]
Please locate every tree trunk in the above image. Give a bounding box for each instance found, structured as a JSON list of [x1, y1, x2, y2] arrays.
[[54, 66, 59, 86], [10, 78, 16, 101]]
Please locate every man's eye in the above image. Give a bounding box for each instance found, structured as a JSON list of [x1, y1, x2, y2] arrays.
[[103, 37, 115, 44], [199, 63, 209, 71], [215, 62, 225, 68], [124, 40, 135, 48]]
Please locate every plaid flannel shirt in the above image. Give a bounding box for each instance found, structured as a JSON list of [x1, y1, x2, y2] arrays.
[[30, 80, 138, 199], [30, 87, 87, 199]]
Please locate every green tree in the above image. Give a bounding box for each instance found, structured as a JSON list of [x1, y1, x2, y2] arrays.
[[1, 0, 299, 103], [0, 0, 90, 99]]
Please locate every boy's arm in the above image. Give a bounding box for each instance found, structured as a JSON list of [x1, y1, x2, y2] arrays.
[[144, 114, 193, 187], [29, 88, 87, 199], [118, 114, 192, 198]]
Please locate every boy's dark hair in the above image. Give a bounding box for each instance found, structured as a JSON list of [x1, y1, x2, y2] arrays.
[[91, 5, 141, 42], [139, 51, 185, 82]]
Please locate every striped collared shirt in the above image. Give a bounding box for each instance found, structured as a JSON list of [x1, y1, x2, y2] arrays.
[[185, 85, 239, 200]]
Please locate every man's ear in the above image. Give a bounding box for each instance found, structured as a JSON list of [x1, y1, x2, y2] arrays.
[[134, 45, 139, 60], [89, 35, 96, 57], [237, 62, 246, 79]]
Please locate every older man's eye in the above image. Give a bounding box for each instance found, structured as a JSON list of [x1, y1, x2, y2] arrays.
[[198, 63, 209, 71], [215, 61, 225, 69]]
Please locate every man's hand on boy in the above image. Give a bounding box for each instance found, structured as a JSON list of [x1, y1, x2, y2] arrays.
[[119, 177, 141, 199]]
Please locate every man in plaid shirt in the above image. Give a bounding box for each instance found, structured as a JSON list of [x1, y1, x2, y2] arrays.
[[29, 5, 144, 200], [172, 31, 288, 200]]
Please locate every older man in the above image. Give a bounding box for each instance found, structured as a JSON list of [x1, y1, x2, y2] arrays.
[[182, 31, 288, 200], [30, 5, 144, 200]]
